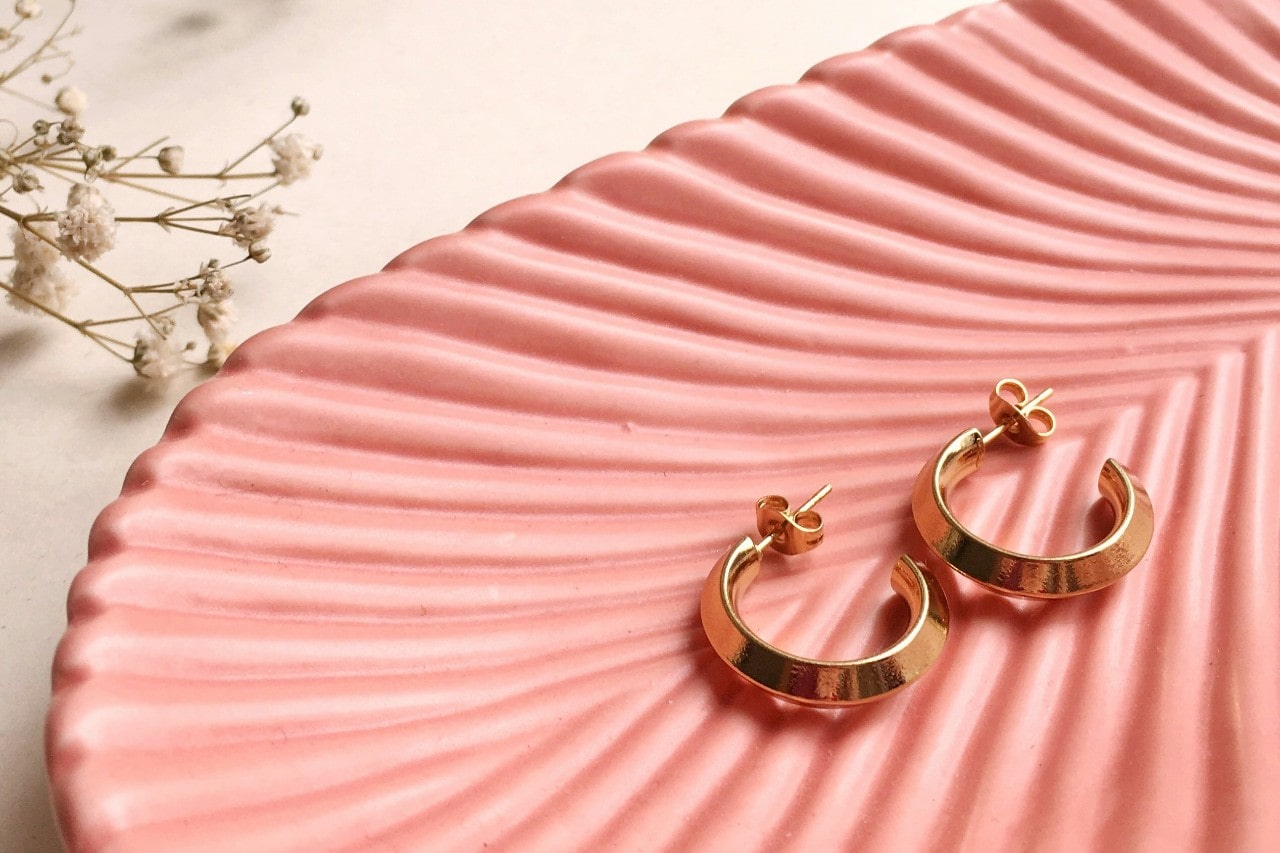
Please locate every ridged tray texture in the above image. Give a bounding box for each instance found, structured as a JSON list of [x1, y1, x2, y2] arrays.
[[48, 0, 1280, 849]]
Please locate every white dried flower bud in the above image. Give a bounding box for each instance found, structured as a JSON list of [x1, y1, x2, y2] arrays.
[[31, 119, 49, 135], [11, 221, 60, 267], [5, 221, 73, 314], [218, 202, 275, 249], [56, 183, 117, 261], [12, 171, 39, 193], [14, 0, 41, 20], [54, 85, 87, 116], [198, 296, 237, 367], [131, 328, 183, 381], [157, 145, 184, 175], [81, 146, 102, 168], [194, 260, 232, 302], [56, 116, 83, 144], [269, 133, 321, 185], [8, 260, 72, 313], [290, 96, 310, 117], [197, 296, 236, 346], [248, 240, 271, 263]]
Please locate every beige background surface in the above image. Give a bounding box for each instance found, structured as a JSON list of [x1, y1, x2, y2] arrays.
[[1, 2, 972, 849]]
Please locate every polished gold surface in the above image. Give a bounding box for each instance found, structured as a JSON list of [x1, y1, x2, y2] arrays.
[[701, 487, 949, 707], [912, 379, 1155, 598]]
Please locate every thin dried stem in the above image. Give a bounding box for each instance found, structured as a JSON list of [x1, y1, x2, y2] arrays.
[[81, 301, 184, 327], [106, 170, 277, 180], [0, 84, 53, 110], [0, 278, 131, 360], [217, 113, 295, 177], [0, 0, 77, 87], [101, 135, 166, 174], [38, 161, 202, 203]]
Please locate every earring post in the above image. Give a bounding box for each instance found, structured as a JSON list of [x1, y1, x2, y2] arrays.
[[755, 484, 832, 553], [797, 483, 833, 513], [983, 387, 1054, 445]]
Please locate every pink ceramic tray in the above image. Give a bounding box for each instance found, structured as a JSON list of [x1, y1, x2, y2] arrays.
[[48, 0, 1280, 849]]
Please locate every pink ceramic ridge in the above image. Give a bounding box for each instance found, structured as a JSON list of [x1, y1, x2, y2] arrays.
[[48, 0, 1280, 850]]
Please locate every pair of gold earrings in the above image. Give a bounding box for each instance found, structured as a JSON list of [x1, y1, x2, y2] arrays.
[[699, 379, 1155, 708]]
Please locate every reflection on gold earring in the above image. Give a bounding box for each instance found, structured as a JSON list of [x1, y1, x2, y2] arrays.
[[912, 379, 1154, 599], [701, 485, 949, 707]]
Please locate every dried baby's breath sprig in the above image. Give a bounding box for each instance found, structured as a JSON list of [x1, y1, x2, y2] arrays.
[[0, 0, 321, 382]]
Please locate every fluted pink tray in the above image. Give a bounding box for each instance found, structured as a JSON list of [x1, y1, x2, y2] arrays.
[[47, 0, 1280, 849]]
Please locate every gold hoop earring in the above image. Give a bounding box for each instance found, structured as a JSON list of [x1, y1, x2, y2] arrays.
[[911, 379, 1155, 599], [700, 485, 949, 707]]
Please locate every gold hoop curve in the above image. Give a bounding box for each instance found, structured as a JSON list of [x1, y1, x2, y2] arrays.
[[911, 380, 1155, 599], [700, 487, 949, 707]]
